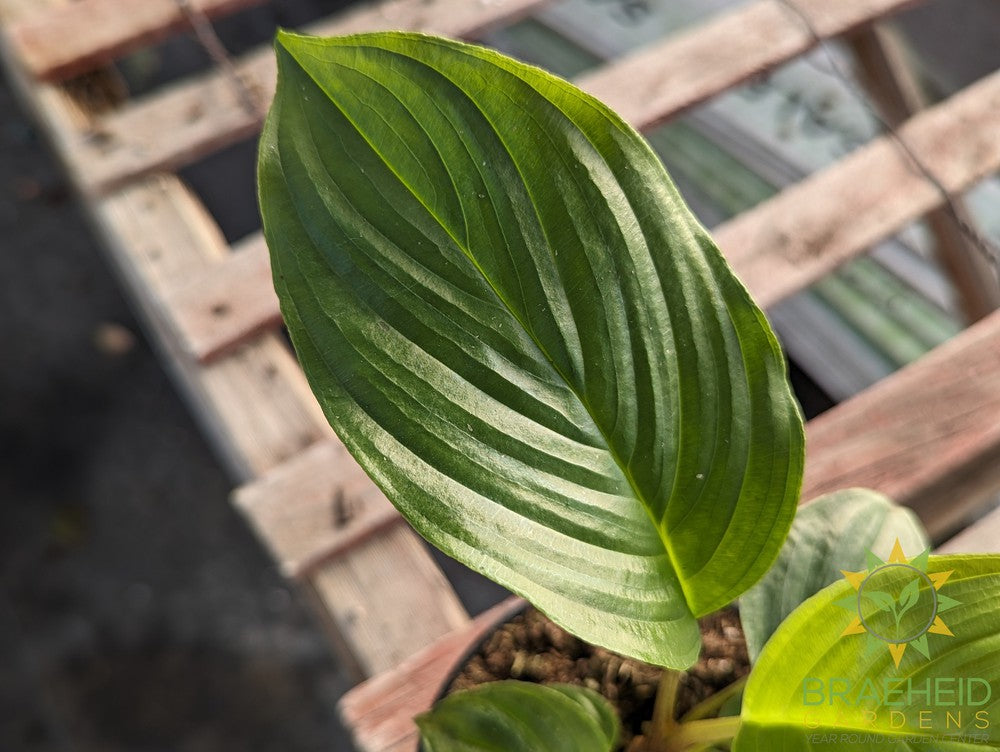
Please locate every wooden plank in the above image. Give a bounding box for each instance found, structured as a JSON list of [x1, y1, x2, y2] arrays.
[[94, 178, 475, 673], [573, 0, 808, 130], [70, 0, 920, 194], [67, 0, 551, 195], [234, 438, 402, 579], [165, 233, 279, 361], [168, 68, 1000, 363], [571, 0, 921, 132], [339, 597, 525, 752], [310, 529, 472, 679], [937, 507, 1000, 554], [849, 24, 1000, 323], [7, 0, 266, 81], [716, 67, 1000, 309], [791, 0, 924, 36], [803, 308, 1000, 540], [0, 0, 469, 679]]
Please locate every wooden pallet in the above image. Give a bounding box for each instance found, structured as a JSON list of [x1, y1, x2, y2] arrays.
[[2, 0, 998, 750]]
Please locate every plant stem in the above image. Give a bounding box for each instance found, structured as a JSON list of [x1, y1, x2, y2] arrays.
[[679, 675, 748, 722], [649, 670, 683, 748], [663, 716, 742, 752]]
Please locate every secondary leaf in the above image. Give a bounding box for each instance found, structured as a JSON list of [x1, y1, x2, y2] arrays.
[[258, 30, 804, 667], [416, 681, 619, 752], [734, 555, 1000, 752], [740, 489, 928, 662]]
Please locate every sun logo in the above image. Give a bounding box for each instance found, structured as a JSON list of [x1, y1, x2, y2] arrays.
[[836, 539, 959, 668]]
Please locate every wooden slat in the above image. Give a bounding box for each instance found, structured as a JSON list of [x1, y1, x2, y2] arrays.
[[716, 67, 1000, 309], [803, 308, 1000, 539], [165, 233, 277, 361], [938, 507, 1000, 554], [0, 0, 469, 680], [791, 0, 922, 36], [69, 0, 919, 195], [167, 67, 1000, 362], [7, 0, 266, 81], [849, 24, 1000, 323], [577, 0, 920, 132], [234, 438, 401, 579], [66, 0, 550, 195], [310, 529, 471, 679], [339, 597, 525, 752], [94, 179, 334, 477]]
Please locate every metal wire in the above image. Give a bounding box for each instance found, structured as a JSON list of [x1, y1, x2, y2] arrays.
[[774, 0, 1000, 269], [174, 0, 263, 117]]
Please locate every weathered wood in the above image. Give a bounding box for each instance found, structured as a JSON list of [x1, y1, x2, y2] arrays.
[[168, 68, 1000, 362], [234, 437, 402, 579], [849, 24, 1000, 323], [7, 0, 267, 81], [577, 0, 920, 132], [938, 507, 1000, 554], [0, 0, 469, 680], [803, 308, 1000, 540], [790, 0, 923, 36], [165, 233, 278, 361], [716, 67, 1000, 309], [66, 0, 550, 194], [310, 529, 472, 679], [339, 597, 526, 752], [70, 0, 921, 195], [95, 179, 332, 478]]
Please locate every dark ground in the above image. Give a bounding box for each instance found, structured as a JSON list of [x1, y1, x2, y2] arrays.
[[1, 1, 996, 751], [0, 71, 358, 752], [0, 3, 365, 749]]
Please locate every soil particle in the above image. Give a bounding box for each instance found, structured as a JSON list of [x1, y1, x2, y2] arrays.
[[447, 606, 749, 750]]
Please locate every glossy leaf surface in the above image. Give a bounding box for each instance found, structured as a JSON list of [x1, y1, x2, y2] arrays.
[[734, 555, 1000, 751], [417, 681, 619, 752], [258, 31, 804, 666], [741, 489, 928, 662]]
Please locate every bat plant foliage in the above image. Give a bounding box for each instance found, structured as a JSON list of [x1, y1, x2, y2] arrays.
[[258, 31, 1000, 752]]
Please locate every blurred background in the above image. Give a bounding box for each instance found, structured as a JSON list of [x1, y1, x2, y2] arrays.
[[2, 0, 998, 750]]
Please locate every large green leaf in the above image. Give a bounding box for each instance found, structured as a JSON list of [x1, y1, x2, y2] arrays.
[[258, 31, 804, 667], [417, 681, 619, 751], [741, 489, 928, 662], [734, 555, 1000, 751]]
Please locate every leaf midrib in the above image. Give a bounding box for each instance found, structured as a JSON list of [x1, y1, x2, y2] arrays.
[[280, 35, 691, 608]]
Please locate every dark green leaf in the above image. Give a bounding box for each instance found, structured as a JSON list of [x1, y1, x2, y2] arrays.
[[258, 30, 804, 667], [416, 681, 619, 752]]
